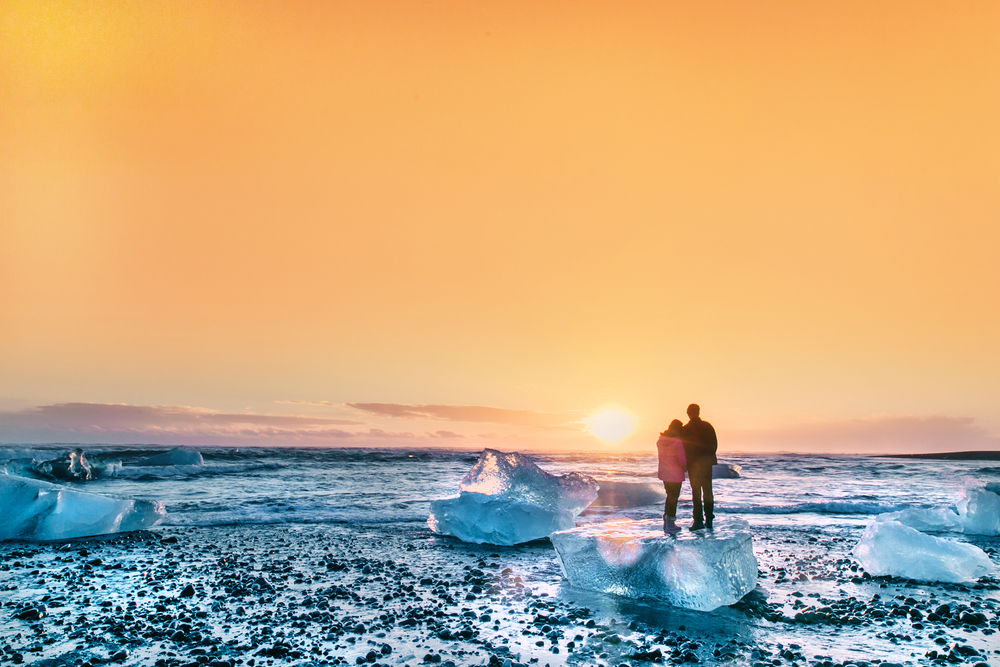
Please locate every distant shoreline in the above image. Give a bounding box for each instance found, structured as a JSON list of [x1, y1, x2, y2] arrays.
[[885, 450, 1000, 461]]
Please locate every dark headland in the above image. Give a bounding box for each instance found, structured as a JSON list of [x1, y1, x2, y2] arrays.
[[886, 450, 1000, 461]]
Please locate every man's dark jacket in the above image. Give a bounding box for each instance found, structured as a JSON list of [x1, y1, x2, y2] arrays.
[[682, 418, 718, 468]]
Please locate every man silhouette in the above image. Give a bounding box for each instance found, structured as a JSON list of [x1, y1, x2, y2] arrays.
[[681, 404, 717, 530]]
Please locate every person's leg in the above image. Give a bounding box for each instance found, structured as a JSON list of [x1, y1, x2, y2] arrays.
[[664, 482, 681, 518], [704, 479, 715, 528], [689, 461, 711, 529], [690, 478, 704, 528], [662, 482, 682, 533]]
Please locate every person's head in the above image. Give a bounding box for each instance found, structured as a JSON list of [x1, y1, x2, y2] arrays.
[[665, 419, 684, 437], [687, 404, 701, 420]]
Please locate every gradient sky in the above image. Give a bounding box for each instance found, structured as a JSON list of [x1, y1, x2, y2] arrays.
[[2, 1, 999, 452]]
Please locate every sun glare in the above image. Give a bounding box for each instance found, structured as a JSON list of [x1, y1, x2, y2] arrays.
[[586, 408, 638, 445]]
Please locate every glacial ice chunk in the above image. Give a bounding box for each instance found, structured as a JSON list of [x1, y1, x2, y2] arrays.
[[550, 518, 758, 611], [0, 474, 167, 542], [2, 450, 120, 482], [876, 507, 964, 533], [713, 464, 742, 479], [138, 448, 204, 466], [874, 485, 1000, 536], [458, 449, 598, 513], [428, 449, 598, 545], [428, 493, 577, 545], [956, 487, 1000, 536], [853, 519, 994, 583]]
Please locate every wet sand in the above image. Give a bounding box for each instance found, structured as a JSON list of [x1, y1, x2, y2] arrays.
[[1, 522, 999, 667]]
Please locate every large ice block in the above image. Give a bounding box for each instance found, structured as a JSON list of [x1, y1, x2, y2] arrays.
[[428, 449, 598, 545], [0, 474, 167, 542], [853, 519, 994, 583], [550, 518, 758, 611]]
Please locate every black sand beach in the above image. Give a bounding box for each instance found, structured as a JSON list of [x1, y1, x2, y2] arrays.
[[2, 522, 999, 667]]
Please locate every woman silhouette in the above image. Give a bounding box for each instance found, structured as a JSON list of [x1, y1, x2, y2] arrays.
[[656, 419, 687, 533]]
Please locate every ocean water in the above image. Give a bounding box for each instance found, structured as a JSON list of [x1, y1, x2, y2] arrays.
[[2, 445, 993, 530], [2, 444, 1000, 665]]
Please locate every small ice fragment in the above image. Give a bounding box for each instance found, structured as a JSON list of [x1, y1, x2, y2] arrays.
[[550, 518, 758, 611], [712, 464, 741, 479], [0, 474, 167, 541], [853, 519, 994, 583], [428, 449, 598, 545], [137, 448, 204, 466], [956, 487, 1000, 536], [91, 459, 122, 478]]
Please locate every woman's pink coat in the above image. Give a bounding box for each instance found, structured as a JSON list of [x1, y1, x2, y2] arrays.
[[656, 435, 687, 482]]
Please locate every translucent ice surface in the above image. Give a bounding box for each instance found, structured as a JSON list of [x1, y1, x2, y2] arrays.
[[550, 518, 758, 611], [0, 474, 166, 542], [876, 507, 964, 533], [853, 519, 994, 583], [428, 449, 598, 545], [137, 448, 204, 466], [428, 493, 577, 546], [458, 449, 598, 513], [956, 487, 1000, 536], [875, 485, 1000, 536]]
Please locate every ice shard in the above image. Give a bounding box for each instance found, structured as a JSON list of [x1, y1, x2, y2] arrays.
[[550, 518, 758, 611], [428, 449, 598, 545]]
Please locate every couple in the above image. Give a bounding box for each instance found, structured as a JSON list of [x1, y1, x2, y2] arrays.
[[656, 403, 718, 533]]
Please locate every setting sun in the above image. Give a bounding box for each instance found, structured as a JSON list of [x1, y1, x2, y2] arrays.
[[586, 408, 638, 445]]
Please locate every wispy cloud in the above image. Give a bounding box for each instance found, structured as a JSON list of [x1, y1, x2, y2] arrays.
[[346, 403, 580, 428], [275, 400, 339, 407], [0, 403, 374, 445], [727, 415, 1000, 454], [428, 430, 465, 439], [0, 402, 552, 447]]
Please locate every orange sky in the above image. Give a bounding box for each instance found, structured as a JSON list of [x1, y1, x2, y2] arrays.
[[1, 1, 999, 452]]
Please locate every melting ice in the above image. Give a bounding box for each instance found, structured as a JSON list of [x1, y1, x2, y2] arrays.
[[428, 449, 598, 545], [0, 474, 166, 541], [550, 518, 758, 611], [875, 484, 1000, 536], [853, 519, 994, 583]]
